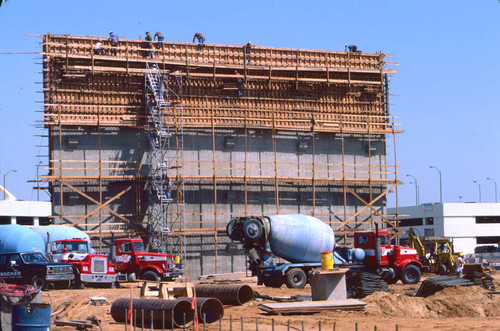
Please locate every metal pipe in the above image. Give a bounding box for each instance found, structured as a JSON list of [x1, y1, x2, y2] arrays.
[[195, 284, 254, 306], [177, 297, 223, 324], [111, 298, 193, 328]]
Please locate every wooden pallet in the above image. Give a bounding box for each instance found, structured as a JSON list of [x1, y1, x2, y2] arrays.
[[139, 281, 194, 300]]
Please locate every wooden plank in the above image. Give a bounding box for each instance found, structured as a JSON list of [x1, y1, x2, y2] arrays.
[[258, 299, 366, 314]]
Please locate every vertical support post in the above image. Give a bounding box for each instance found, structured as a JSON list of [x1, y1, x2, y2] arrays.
[[392, 116, 400, 241], [211, 113, 218, 273], [244, 105, 248, 216], [98, 110, 103, 253], [272, 110, 279, 214], [340, 116, 347, 244]]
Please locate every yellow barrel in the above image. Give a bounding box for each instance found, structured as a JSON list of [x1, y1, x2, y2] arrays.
[[321, 250, 333, 270]]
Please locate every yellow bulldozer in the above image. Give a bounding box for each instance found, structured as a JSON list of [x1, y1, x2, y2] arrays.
[[407, 228, 461, 275]]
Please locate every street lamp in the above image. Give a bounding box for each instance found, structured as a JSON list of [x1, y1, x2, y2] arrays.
[[3, 170, 17, 200], [473, 181, 482, 203], [429, 166, 442, 203], [36, 161, 43, 201], [406, 174, 419, 205], [486, 177, 498, 203]]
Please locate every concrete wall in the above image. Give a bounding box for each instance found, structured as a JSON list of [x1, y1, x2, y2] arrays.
[[51, 126, 388, 277]]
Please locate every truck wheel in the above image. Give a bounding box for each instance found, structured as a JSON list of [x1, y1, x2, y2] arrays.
[[263, 276, 283, 288], [31, 276, 47, 291], [242, 219, 263, 241], [438, 264, 447, 275], [54, 280, 71, 290], [140, 271, 160, 281], [401, 265, 421, 284], [285, 268, 307, 289]]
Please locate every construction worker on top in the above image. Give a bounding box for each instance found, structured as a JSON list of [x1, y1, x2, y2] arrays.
[[94, 40, 104, 55], [345, 44, 360, 53], [455, 252, 465, 278], [243, 41, 252, 64], [235, 70, 243, 97], [109, 31, 119, 55], [145, 31, 153, 59], [193, 32, 205, 51], [154, 32, 164, 49]]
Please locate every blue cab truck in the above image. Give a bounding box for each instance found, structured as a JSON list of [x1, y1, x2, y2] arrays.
[[0, 224, 74, 290]]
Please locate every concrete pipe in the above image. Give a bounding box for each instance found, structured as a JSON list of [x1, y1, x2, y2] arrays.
[[110, 298, 193, 328], [177, 297, 224, 324], [195, 284, 254, 306]]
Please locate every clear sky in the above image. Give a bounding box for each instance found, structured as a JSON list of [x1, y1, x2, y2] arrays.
[[0, 0, 499, 207]]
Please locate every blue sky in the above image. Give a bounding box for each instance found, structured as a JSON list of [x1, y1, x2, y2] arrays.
[[0, 0, 499, 207]]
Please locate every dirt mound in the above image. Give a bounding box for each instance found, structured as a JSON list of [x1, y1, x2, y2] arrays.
[[364, 285, 500, 318]]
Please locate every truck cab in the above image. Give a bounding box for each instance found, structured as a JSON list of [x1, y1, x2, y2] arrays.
[[0, 252, 74, 290], [354, 230, 423, 284], [51, 238, 115, 288], [113, 238, 182, 282]]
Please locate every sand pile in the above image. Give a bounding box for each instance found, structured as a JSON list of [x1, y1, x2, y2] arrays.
[[363, 285, 500, 318]]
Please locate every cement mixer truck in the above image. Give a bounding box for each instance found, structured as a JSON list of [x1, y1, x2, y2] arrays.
[[226, 214, 423, 288]]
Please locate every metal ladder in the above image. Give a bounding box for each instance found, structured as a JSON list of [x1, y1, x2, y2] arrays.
[[144, 63, 185, 254]]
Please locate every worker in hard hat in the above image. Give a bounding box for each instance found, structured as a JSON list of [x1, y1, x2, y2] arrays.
[[345, 43, 359, 53], [145, 31, 153, 59], [455, 252, 465, 278], [109, 31, 119, 55], [94, 40, 104, 55], [243, 41, 252, 64], [235, 70, 243, 97]]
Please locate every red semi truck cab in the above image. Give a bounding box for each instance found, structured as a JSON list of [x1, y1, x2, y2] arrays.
[[51, 238, 116, 288], [113, 238, 182, 282], [354, 230, 423, 284]]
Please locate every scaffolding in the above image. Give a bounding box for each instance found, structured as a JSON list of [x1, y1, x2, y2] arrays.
[[41, 33, 401, 261]]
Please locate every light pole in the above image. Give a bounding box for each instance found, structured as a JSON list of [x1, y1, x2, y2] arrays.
[[486, 177, 497, 203], [36, 161, 43, 201], [3, 170, 17, 200], [406, 174, 419, 205], [429, 166, 442, 203], [473, 181, 482, 203]]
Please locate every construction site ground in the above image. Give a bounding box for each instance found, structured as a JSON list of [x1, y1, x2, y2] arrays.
[[46, 272, 500, 331]]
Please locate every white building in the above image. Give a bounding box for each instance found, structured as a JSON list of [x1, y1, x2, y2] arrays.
[[0, 185, 51, 226], [388, 203, 500, 255]]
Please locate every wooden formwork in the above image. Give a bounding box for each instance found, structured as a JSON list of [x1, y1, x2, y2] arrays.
[[40, 33, 402, 254]]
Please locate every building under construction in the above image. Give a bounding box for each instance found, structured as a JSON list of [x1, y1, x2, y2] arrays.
[[41, 33, 401, 277]]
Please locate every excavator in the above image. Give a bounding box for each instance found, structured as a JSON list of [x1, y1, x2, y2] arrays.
[[407, 228, 461, 275]]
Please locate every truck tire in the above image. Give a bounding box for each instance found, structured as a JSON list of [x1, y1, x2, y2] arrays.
[[438, 264, 447, 275], [140, 271, 160, 282], [31, 275, 48, 291], [242, 219, 263, 241], [285, 268, 307, 289], [263, 276, 284, 288], [400, 265, 421, 284], [54, 280, 71, 290]]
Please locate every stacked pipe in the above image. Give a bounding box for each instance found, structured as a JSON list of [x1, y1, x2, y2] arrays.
[[177, 297, 224, 323], [110, 284, 253, 327], [195, 284, 254, 306], [110, 298, 194, 328]]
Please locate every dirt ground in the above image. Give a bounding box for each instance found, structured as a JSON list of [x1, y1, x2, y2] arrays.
[[44, 272, 500, 331]]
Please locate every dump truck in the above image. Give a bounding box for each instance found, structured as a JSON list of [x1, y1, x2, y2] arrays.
[[226, 214, 423, 288], [111, 237, 182, 282], [407, 227, 461, 275], [31, 225, 116, 288]]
